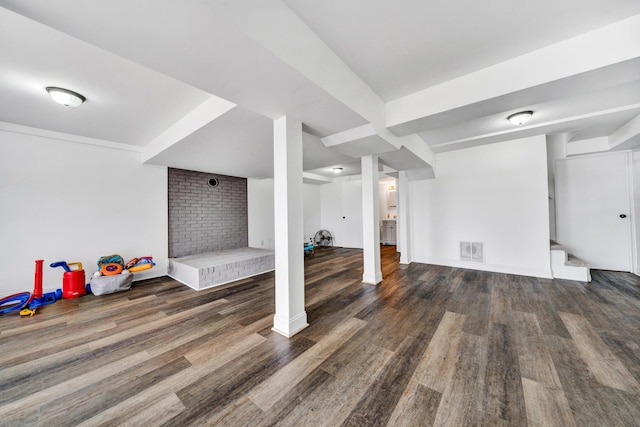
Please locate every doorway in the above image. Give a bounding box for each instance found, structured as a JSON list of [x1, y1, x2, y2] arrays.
[[555, 152, 633, 271]]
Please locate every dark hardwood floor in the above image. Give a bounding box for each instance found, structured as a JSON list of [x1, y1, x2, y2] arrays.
[[1, 246, 639, 426]]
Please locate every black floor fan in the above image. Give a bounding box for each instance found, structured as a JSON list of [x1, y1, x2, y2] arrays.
[[313, 230, 333, 248]]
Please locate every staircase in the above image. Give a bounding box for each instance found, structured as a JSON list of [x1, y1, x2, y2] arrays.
[[550, 241, 591, 282]]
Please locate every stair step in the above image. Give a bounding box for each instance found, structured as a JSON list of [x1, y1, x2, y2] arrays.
[[550, 243, 568, 252], [565, 255, 589, 268], [550, 241, 591, 282]]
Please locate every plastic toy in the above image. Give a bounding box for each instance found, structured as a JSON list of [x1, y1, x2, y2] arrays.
[[62, 262, 86, 299], [0, 260, 59, 316], [304, 242, 316, 256], [127, 256, 155, 272], [0, 292, 31, 315], [50, 261, 71, 272], [124, 257, 139, 269], [97, 254, 124, 268], [51, 260, 86, 298], [101, 263, 123, 276], [28, 292, 57, 309], [20, 308, 36, 317]]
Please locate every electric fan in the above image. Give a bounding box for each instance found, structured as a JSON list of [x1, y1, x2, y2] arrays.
[[313, 230, 333, 248]]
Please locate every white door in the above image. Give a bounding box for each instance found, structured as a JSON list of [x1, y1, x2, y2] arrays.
[[340, 181, 363, 248], [555, 152, 632, 271]]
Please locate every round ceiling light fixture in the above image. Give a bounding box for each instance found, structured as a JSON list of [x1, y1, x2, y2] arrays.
[[333, 167, 343, 174], [507, 110, 533, 126], [46, 87, 86, 107]]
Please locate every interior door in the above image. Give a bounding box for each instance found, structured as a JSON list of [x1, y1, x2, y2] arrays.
[[555, 152, 632, 271], [340, 181, 363, 248]]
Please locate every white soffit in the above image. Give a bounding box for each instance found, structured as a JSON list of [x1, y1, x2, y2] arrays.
[[144, 106, 274, 179]]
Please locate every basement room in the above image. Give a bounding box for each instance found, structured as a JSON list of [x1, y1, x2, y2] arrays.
[[1, 1, 639, 425]]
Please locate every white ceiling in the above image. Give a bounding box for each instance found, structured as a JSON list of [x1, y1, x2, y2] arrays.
[[282, 0, 640, 101], [1, 1, 639, 181]]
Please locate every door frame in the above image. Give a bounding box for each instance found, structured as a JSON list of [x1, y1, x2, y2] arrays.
[[554, 150, 637, 274]]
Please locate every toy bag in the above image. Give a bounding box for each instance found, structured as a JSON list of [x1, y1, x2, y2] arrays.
[[89, 271, 133, 296]]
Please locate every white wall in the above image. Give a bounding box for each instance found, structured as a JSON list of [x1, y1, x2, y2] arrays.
[[303, 183, 321, 243], [0, 131, 168, 295], [248, 179, 322, 250], [378, 180, 397, 222], [410, 135, 552, 278], [247, 178, 275, 250], [631, 151, 640, 274], [320, 179, 363, 248], [546, 134, 567, 241]]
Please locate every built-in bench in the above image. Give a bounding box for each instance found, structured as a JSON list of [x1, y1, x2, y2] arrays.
[[168, 247, 275, 290]]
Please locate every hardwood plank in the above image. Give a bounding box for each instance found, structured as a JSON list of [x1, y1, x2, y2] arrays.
[[76, 332, 267, 427], [42, 355, 192, 426], [432, 332, 486, 426], [482, 322, 527, 425], [340, 332, 432, 427], [165, 334, 315, 425], [77, 393, 186, 427], [385, 379, 441, 427], [279, 342, 394, 426], [510, 311, 562, 388], [412, 310, 465, 393], [248, 317, 366, 411], [521, 377, 576, 427], [0, 350, 152, 421], [489, 280, 510, 325], [559, 311, 640, 393], [200, 396, 264, 427], [544, 335, 628, 426], [250, 368, 335, 426]]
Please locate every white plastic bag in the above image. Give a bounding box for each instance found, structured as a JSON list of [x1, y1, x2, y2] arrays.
[[89, 270, 133, 296]]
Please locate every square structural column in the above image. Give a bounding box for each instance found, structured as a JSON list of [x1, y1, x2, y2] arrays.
[[361, 155, 382, 284], [272, 116, 308, 338], [398, 170, 412, 265]]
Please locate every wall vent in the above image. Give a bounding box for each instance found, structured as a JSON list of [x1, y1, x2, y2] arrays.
[[460, 241, 485, 263]]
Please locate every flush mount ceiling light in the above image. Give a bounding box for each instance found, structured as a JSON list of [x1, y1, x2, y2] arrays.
[[507, 110, 533, 126], [333, 167, 343, 174], [46, 87, 86, 107]]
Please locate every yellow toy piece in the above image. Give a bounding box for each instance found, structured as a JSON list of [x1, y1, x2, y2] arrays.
[[128, 263, 153, 272], [67, 262, 83, 271], [20, 308, 36, 317]]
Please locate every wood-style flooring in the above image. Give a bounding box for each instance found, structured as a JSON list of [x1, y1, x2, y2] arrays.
[[1, 246, 639, 426]]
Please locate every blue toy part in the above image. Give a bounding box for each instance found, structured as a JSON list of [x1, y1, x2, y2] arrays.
[[28, 292, 58, 309], [50, 261, 71, 272], [0, 292, 31, 315]]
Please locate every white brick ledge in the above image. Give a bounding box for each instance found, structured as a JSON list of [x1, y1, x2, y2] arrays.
[[168, 247, 275, 290]]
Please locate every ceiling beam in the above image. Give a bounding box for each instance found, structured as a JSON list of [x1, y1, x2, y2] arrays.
[[142, 95, 236, 164], [386, 14, 640, 132], [609, 113, 640, 151]]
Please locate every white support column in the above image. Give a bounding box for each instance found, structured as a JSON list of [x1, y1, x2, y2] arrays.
[[361, 155, 382, 284], [272, 116, 308, 337], [398, 171, 412, 265]]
